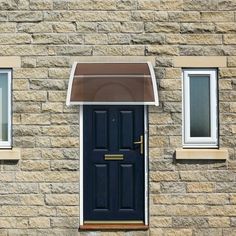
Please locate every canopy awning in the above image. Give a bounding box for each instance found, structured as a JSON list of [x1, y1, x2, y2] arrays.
[[66, 62, 159, 106]]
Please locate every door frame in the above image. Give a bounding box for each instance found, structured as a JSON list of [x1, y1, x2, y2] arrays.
[[79, 105, 149, 226]]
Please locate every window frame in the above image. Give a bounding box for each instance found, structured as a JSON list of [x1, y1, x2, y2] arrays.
[[0, 69, 12, 148], [182, 68, 218, 148]]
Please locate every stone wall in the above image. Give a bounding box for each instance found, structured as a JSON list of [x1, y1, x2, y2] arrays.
[[0, 0, 235, 235]]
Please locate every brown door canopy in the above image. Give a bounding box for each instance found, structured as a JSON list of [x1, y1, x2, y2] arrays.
[[66, 62, 159, 106]]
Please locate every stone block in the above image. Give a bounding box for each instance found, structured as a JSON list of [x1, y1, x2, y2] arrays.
[[41, 149, 63, 160], [49, 45, 92, 56], [68, 33, 84, 44], [218, 0, 236, 10], [165, 68, 182, 79], [122, 45, 145, 55], [98, 22, 121, 33], [45, 194, 79, 206], [13, 91, 46, 103], [150, 171, 179, 181], [208, 217, 230, 227], [85, 33, 108, 45], [48, 91, 66, 102], [51, 137, 79, 148], [172, 216, 208, 228], [161, 182, 186, 193], [150, 216, 172, 227], [21, 57, 37, 67], [159, 0, 183, 10], [56, 206, 79, 216], [108, 33, 130, 44], [137, 0, 160, 10], [166, 34, 185, 44], [68, 0, 117, 10], [21, 114, 50, 125], [147, 45, 179, 56], [1, 206, 38, 216], [51, 114, 79, 124], [116, 0, 136, 10], [36, 56, 70, 67], [145, 22, 180, 33], [13, 79, 29, 90], [180, 22, 215, 33], [14, 68, 48, 79], [93, 45, 123, 56], [51, 217, 79, 228], [201, 11, 234, 22], [21, 160, 50, 171], [159, 91, 182, 102], [187, 182, 215, 193], [76, 22, 97, 32], [18, 22, 53, 33], [48, 68, 70, 78], [52, 22, 76, 32], [19, 194, 44, 206], [9, 11, 43, 22], [185, 34, 222, 45], [29, 217, 50, 228], [42, 102, 63, 113], [179, 45, 223, 56], [216, 23, 236, 33], [13, 125, 41, 136], [149, 136, 170, 148], [0, 22, 16, 32], [169, 11, 200, 22], [121, 22, 144, 33], [30, 0, 53, 10], [223, 229, 236, 236], [13, 102, 41, 113], [131, 34, 164, 44], [32, 34, 67, 44], [194, 228, 222, 236], [30, 79, 65, 90], [180, 170, 235, 182], [132, 11, 168, 21], [224, 34, 236, 44], [183, 0, 218, 10], [162, 229, 192, 236], [159, 79, 181, 90]]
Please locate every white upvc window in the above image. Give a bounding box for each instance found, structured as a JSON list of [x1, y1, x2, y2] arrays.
[[0, 69, 11, 148], [182, 69, 218, 148]]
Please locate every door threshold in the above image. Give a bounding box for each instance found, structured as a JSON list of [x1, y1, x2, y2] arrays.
[[80, 222, 148, 230]]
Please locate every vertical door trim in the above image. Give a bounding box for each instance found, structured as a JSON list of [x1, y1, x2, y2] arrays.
[[80, 105, 84, 226], [79, 105, 148, 226], [144, 105, 148, 225]]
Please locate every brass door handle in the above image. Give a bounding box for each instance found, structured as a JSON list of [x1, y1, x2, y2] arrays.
[[134, 135, 143, 155]]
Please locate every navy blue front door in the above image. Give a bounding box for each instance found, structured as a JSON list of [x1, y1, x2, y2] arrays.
[[83, 105, 144, 221]]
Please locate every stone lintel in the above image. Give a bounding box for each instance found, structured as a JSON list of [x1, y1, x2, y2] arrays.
[[0, 56, 21, 68], [174, 56, 227, 68], [69, 56, 156, 65]]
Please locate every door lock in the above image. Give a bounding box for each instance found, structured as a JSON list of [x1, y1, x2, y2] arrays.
[[134, 135, 143, 155]]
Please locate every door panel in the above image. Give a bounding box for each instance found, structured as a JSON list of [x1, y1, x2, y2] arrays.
[[119, 164, 134, 210], [119, 111, 134, 150], [84, 105, 144, 221], [94, 164, 109, 210], [94, 110, 108, 150]]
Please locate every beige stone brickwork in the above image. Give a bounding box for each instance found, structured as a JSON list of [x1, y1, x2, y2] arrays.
[[0, 0, 234, 235]]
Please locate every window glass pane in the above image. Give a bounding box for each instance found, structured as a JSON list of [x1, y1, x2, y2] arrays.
[[0, 73, 8, 141], [190, 75, 211, 137]]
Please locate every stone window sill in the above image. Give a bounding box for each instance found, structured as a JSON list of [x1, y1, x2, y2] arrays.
[[79, 224, 149, 230], [175, 148, 228, 160], [0, 148, 21, 160]]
